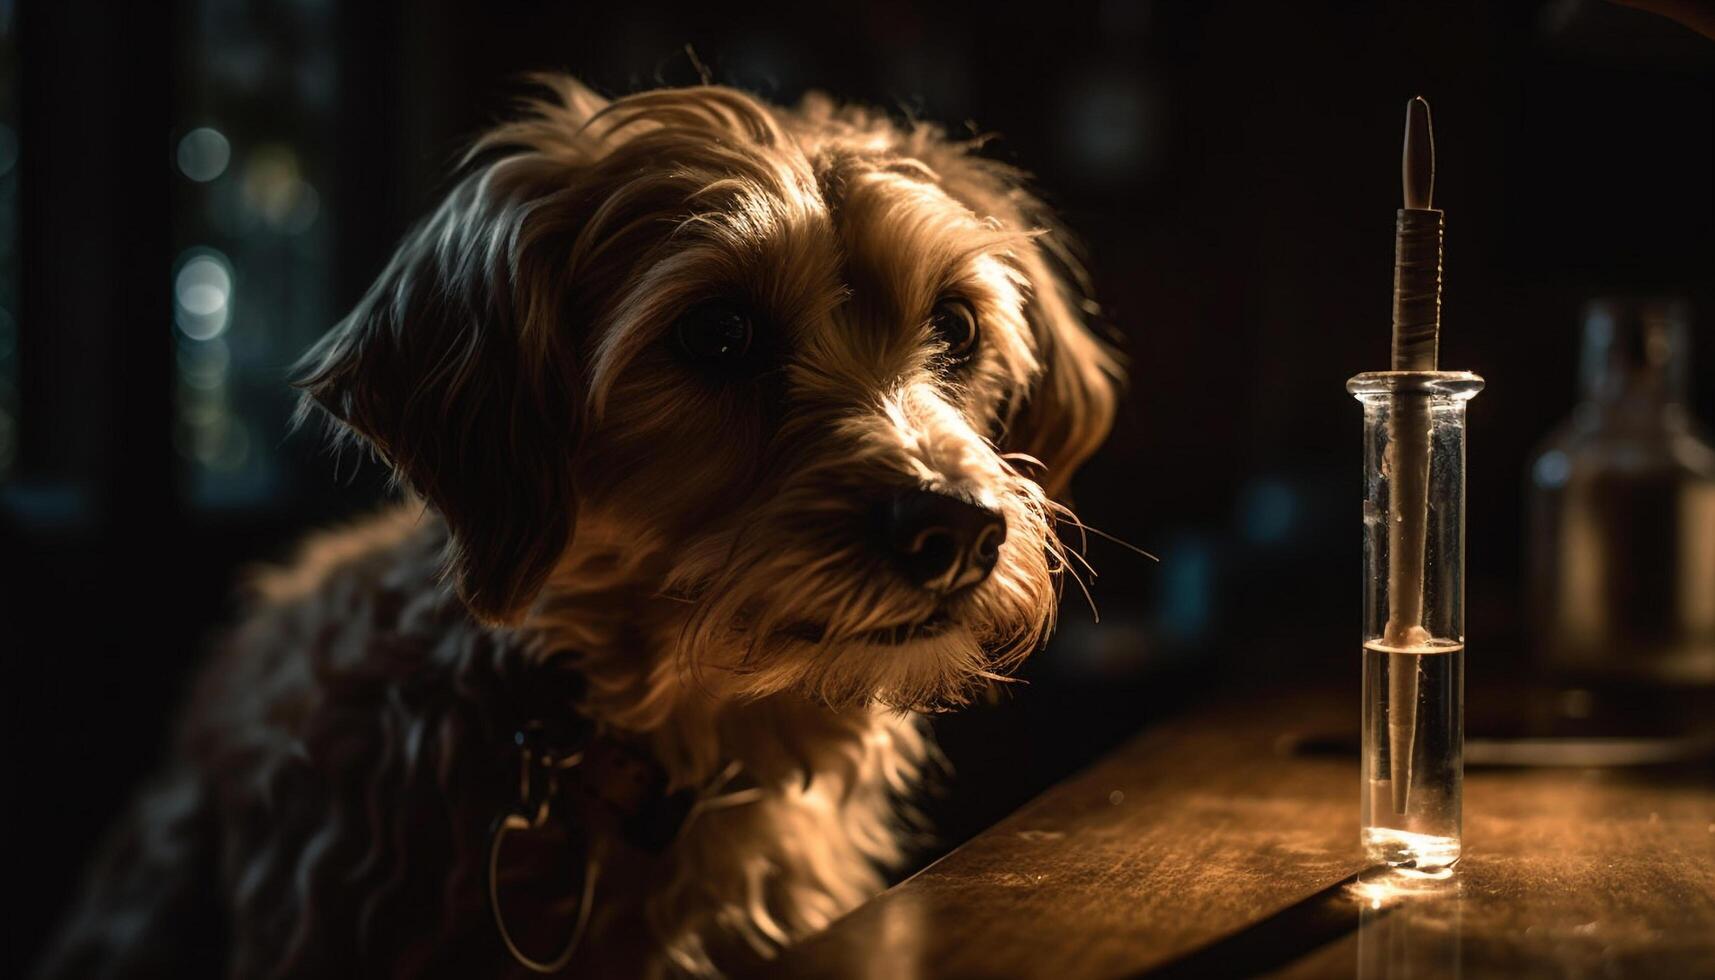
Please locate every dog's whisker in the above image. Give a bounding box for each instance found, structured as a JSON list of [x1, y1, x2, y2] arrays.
[[1050, 504, 1159, 563], [1042, 498, 1092, 557], [1061, 557, 1101, 625], [1057, 535, 1101, 582]]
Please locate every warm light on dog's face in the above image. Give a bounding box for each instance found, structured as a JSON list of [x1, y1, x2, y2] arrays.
[[573, 163, 1063, 709], [300, 84, 1112, 702]]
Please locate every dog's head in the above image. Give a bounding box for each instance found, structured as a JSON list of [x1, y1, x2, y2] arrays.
[[297, 77, 1121, 708]]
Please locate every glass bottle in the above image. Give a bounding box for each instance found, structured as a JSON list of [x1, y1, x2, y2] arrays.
[[1527, 299, 1715, 686]]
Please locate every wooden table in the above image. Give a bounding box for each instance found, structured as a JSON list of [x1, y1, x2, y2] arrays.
[[759, 689, 1715, 978]]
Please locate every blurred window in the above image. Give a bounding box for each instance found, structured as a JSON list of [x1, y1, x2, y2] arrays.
[[172, 0, 335, 509]]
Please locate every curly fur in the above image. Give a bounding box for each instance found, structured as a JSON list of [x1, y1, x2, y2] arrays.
[[37, 76, 1120, 978]]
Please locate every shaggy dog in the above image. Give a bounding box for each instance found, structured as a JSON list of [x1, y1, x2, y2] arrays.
[[38, 76, 1120, 978]]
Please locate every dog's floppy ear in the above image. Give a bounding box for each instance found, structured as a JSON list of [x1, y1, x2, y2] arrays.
[[294, 161, 579, 624], [995, 205, 1123, 499], [1004, 227, 1122, 498]]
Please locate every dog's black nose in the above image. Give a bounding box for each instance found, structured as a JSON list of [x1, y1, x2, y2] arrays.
[[886, 488, 1007, 594]]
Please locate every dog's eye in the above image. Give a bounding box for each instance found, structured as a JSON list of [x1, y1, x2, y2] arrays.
[[929, 298, 979, 364], [674, 301, 754, 364]]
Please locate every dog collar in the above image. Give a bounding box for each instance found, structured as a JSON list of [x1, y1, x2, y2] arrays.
[[506, 715, 698, 853], [488, 661, 758, 972]]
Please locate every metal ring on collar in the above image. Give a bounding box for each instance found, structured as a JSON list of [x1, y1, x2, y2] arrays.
[[487, 809, 601, 974]]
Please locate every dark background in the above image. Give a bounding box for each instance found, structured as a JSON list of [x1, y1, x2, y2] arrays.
[[3, 1, 1712, 973]]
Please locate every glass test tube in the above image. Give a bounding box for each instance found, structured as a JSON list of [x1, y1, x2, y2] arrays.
[[1350, 370, 1483, 873]]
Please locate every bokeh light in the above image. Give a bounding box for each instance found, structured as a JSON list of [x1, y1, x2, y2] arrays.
[[1061, 67, 1160, 183], [176, 127, 231, 182], [240, 144, 319, 233], [174, 403, 251, 471], [1240, 477, 1300, 547], [176, 336, 230, 391], [174, 249, 233, 340]]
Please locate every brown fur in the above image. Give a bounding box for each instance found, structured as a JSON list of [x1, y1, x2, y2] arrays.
[[38, 77, 1120, 978]]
